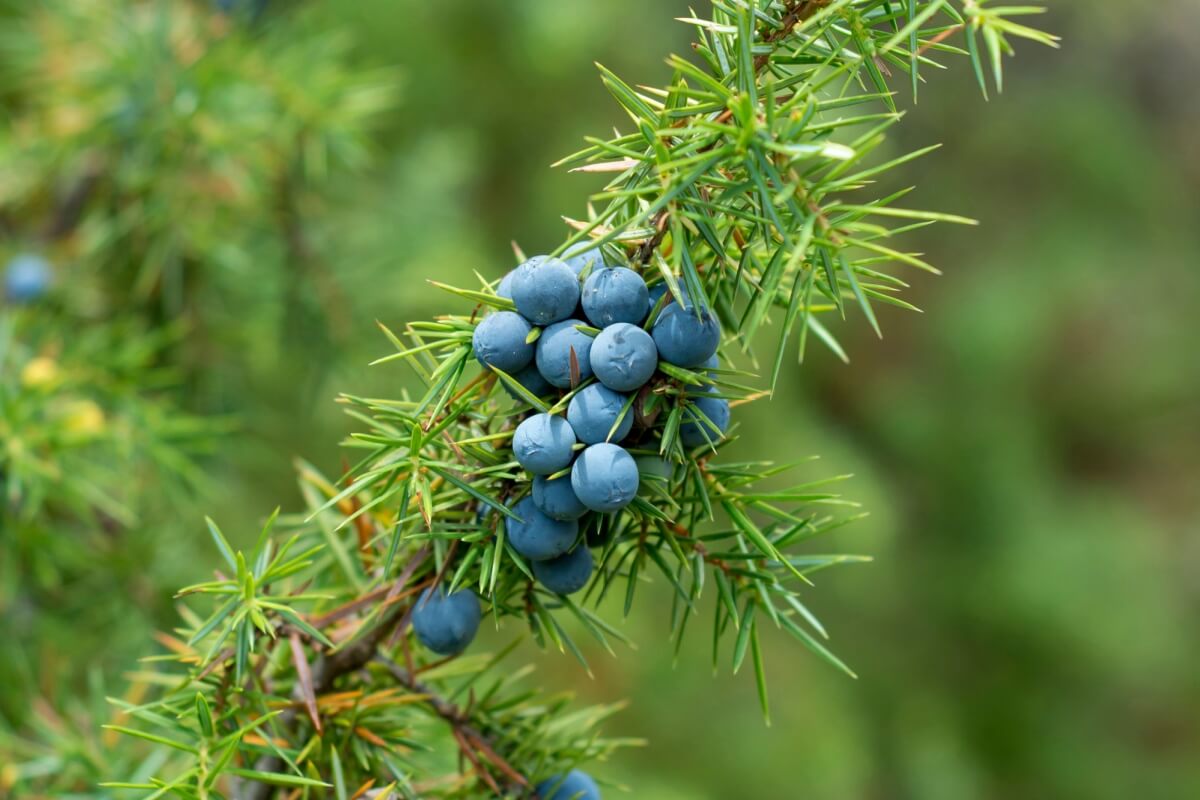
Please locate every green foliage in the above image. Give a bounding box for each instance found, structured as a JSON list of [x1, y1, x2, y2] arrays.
[[556, 0, 1055, 390], [0, 0, 398, 421], [0, 311, 205, 525], [0, 2, 1060, 798], [0, 0, 394, 313], [0, 0, 395, 735], [88, 504, 631, 799], [0, 308, 213, 724]]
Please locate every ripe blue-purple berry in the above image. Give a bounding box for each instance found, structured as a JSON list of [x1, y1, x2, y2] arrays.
[[566, 384, 632, 445], [473, 311, 534, 374], [510, 256, 580, 325], [5, 254, 51, 303], [562, 245, 607, 279], [535, 770, 602, 800], [590, 323, 657, 392], [646, 282, 669, 316], [581, 267, 648, 328], [532, 474, 588, 521], [535, 319, 594, 389], [679, 386, 731, 448], [500, 363, 554, 401], [411, 587, 482, 656], [512, 413, 576, 475], [496, 270, 515, 299], [651, 299, 720, 367], [532, 546, 594, 596], [507, 495, 578, 561], [570, 443, 639, 513]]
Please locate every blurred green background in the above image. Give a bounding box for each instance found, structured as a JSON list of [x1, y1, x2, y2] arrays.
[[3, 1, 1199, 798]]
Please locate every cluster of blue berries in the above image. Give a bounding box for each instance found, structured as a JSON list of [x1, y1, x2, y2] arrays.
[[473, 248, 730, 595], [411, 249, 731, 639], [408, 248, 733, 796]]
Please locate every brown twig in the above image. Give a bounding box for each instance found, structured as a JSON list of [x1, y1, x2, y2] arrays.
[[375, 656, 529, 793], [241, 604, 408, 800], [240, 546, 433, 800], [288, 633, 321, 734], [754, 0, 830, 71]]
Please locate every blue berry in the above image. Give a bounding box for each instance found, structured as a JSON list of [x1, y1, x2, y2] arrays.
[[646, 281, 699, 315], [533, 474, 588, 521], [411, 587, 482, 656], [566, 384, 632, 445], [581, 267, 648, 327], [5, 254, 51, 303], [679, 386, 731, 448], [532, 546, 594, 596], [651, 299, 720, 367], [571, 443, 639, 513], [512, 413, 576, 475], [511, 256, 580, 325], [647, 282, 669, 316], [647, 282, 698, 321], [535, 770, 601, 800], [473, 311, 534, 374], [590, 323, 657, 392], [507, 495, 578, 561], [535, 319, 594, 389], [562, 245, 607, 279], [497, 270, 515, 299], [500, 363, 554, 401]]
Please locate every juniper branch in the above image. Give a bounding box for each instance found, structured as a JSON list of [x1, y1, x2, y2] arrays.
[[375, 656, 530, 794], [240, 546, 432, 800], [84, 4, 1056, 798]]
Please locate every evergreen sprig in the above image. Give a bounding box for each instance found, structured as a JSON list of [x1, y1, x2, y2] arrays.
[[557, 0, 1057, 389], [74, 2, 1054, 798]]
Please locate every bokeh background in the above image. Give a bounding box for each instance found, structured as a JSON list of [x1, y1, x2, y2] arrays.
[[2, 1, 1198, 798]]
